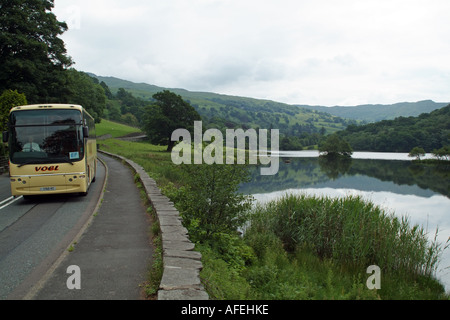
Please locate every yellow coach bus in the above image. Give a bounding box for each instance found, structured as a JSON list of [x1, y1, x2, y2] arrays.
[[2, 104, 97, 197]]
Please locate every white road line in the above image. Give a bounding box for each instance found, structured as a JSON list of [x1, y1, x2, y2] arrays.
[[0, 196, 23, 210], [0, 196, 14, 206]]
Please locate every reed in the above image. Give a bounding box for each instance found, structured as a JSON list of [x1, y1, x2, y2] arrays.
[[247, 193, 447, 279]]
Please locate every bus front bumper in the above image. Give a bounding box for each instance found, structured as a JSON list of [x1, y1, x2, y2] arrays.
[[10, 173, 87, 196]]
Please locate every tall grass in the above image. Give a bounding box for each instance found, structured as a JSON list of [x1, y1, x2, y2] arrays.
[[247, 193, 447, 279]]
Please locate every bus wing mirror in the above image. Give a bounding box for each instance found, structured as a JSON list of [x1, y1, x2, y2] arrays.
[[2, 131, 8, 143], [83, 126, 89, 138]]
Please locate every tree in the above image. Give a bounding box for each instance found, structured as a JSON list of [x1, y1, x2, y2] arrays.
[[319, 134, 353, 157], [0, 89, 27, 131], [143, 90, 201, 151], [164, 163, 253, 242], [432, 146, 450, 161], [0, 0, 73, 103], [63, 69, 106, 122], [408, 146, 426, 160]]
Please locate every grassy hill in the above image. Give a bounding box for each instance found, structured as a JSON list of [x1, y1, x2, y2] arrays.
[[92, 75, 351, 137], [94, 74, 448, 124], [91, 74, 449, 151]]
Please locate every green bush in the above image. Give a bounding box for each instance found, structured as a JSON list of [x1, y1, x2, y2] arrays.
[[198, 243, 252, 300], [0, 89, 27, 132], [166, 163, 253, 243]]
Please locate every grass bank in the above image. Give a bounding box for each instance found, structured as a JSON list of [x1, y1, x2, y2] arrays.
[[96, 120, 449, 300], [97, 137, 182, 188], [96, 119, 141, 138]]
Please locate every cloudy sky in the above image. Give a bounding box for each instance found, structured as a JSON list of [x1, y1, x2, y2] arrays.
[[53, 0, 450, 106]]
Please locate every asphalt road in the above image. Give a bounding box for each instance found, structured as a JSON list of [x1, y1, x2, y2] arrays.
[[0, 153, 153, 300]]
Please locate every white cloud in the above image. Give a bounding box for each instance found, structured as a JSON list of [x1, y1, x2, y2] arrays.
[[54, 0, 450, 105]]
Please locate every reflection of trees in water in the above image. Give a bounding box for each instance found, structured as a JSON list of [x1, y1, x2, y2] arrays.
[[241, 156, 449, 198], [349, 159, 449, 198], [318, 155, 352, 180], [241, 157, 340, 194]]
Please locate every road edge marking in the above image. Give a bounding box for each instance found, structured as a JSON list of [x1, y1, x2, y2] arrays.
[[0, 196, 23, 210]]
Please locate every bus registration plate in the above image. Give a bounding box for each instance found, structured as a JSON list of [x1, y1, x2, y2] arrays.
[[40, 187, 56, 191]]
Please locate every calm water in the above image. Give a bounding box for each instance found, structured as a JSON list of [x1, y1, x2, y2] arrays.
[[240, 152, 450, 293]]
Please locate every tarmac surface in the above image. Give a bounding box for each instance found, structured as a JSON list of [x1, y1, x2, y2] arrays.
[[33, 153, 154, 300]]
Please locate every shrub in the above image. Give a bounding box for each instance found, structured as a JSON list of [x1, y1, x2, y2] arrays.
[[319, 134, 353, 157], [409, 146, 426, 160], [167, 163, 253, 243]]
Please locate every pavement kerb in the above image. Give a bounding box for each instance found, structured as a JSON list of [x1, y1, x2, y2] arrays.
[[98, 150, 209, 300]]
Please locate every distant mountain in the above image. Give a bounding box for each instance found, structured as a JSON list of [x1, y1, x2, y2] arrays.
[[298, 100, 449, 123]]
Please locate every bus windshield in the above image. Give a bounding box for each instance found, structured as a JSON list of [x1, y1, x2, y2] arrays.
[[9, 109, 85, 166]]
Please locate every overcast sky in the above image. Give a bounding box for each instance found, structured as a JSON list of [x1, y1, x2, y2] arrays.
[[53, 0, 450, 106]]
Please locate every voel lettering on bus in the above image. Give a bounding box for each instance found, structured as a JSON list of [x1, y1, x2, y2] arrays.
[[35, 166, 60, 172]]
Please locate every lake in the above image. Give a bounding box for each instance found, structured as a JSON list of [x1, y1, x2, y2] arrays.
[[240, 152, 450, 293]]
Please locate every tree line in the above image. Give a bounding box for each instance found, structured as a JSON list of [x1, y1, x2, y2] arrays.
[[0, 1, 105, 122], [336, 104, 450, 153]]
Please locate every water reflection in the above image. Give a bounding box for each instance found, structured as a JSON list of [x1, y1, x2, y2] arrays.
[[242, 156, 450, 198], [240, 155, 450, 293]]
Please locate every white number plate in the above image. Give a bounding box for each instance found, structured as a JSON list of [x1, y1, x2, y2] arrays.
[[40, 187, 56, 191]]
